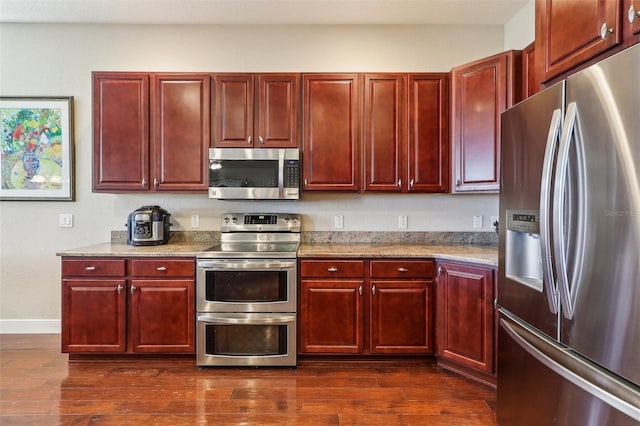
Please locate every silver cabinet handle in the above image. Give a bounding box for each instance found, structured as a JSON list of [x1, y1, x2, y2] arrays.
[[398, 267, 408, 273], [130, 284, 137, 294], [117, 284, 123, 294], [304, 178, 308, 187], [409, 179, 414, 188], [85, 266, 96, 271], [156, 266, 167, 271], [629, 4, 640, 23], [327, 267, 338, 272], [372, 285, 376, 295], [456, 179, 461, 187], [141, 178, 146, 186], [600, 22, 614, 39], [437, 266, 444, 279], [247, 136, 253, 144], [358, 285, 363, 296], [259, 136, 264, 144], [153, 178, 158, 188], [397, 179, 402, 188]]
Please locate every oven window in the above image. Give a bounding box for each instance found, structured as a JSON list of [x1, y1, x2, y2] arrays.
[[205, 271, 288, 303], [210, 160, 278, 188], [205, 324, 288, 356]]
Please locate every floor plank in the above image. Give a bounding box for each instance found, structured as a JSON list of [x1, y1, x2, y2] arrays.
[[0, 334, 497, 425]]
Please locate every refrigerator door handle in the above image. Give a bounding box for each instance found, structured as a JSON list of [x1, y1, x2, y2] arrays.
[[539, 108, 563, 314], [553, 102, 588, 320], [500, 314, 640, 422]]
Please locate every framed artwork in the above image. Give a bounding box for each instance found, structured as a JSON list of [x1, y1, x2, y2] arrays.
[[0, 96, 74, 201]]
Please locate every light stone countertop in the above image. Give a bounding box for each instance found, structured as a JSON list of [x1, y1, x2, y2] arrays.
[[298, 243, 498, 266], [56, 242, 214, 257]]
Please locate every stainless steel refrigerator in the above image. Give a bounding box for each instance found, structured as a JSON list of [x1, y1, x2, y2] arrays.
[[498, 44, 640, 425]]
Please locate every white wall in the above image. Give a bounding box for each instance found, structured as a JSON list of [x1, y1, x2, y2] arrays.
[[504, 0, 535, 50], [0, 23, 510, 331]]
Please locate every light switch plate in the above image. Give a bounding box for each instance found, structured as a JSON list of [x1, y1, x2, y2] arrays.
[[473, 215, 483, 229], [59, 213, 73, 228], [191, 215, 200, 228], [334, 215, 344, 229], [398, 215, 408, 229]]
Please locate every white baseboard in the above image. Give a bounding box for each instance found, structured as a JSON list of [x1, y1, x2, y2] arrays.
[[0, 319, 61, 334]]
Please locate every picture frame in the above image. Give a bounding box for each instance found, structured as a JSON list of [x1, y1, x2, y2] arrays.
[[0, 96, 74, 201]]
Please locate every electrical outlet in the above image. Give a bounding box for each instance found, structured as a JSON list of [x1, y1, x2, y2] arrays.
[[334, 215, 344, 229], [473, 215, 483, 229], [191, 215, 200, 228], [398, 215, 408, 229], [59, 213, 73, 228]]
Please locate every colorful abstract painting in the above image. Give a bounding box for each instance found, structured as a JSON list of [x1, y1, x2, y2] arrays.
[[0, 97, 74, 200]]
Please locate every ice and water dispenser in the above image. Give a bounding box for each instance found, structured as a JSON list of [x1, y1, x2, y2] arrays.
[[505, 210, 544, 292]]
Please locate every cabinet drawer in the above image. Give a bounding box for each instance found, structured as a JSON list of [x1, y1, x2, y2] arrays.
[[62, 258, 125, 277], [130, 258, 195, 278], [300, 260, 364, 278], [370, 260, 434, 278]]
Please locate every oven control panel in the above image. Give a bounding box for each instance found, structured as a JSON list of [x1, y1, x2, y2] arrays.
[[221, 213, 301, 233]]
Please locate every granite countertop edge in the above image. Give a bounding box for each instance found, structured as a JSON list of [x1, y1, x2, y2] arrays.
[[57, 242, 498, 266]]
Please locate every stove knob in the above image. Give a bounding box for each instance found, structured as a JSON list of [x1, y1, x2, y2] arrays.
[[231, 217, 237, 223], [223, 217, 230, 223]]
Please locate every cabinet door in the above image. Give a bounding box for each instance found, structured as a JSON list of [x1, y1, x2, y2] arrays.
[[408, 74, 449, 192], [213, 74, 254, 148], [522, 41, 538, 99], [257, 74, 300, 148], [299, 279, 364, 353], [626, 0, 640, 37], [369, 281, 434, 354], [92, 72, 149, 191], [62, 279, 126, 353], [437, 263, 495, 374], [363, 74, 406, 192], [151, 74, 210, 191], [536, 0, 621, 82], [451, 51, 520, 193], [129, 280, 195, 353], [303, 74, 360, 191]]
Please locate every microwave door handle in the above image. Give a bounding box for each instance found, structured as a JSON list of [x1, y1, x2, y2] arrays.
[[278, 149, 285, 197]]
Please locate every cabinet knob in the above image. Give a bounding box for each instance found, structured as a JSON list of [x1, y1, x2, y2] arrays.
[[117, 284, 123, 294], [372, 285, 376, 295], [153, 178, 159, 188], [456, 179, 461, 187], [600, 22, 614, 39], [259, 136, 264, 144], [156, 266, 167, 271], [409, 179, 414, 188], [358, 285, 363, 296], [398, 267, 408, 272], [247, 136, 253, 144], [629, 5, 640, 23], [85, 266, 96, 271], [327, 267, 338, 272], [397, 179, 402, 188], [141, 178, 146, 187], [437, 266, 444, 277], [130, 284, 137, 294]]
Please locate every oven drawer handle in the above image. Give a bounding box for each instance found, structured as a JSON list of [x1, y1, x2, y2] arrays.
[[198, 260, 296, 270], [197, 314, 296, 325]]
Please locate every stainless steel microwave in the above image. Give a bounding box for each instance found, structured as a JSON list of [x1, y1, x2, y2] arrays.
[[208, 148, 300, 200]]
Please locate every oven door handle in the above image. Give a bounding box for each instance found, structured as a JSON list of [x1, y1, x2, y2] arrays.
[[198, 314, 297, 325], [197, 260, 296, 270]]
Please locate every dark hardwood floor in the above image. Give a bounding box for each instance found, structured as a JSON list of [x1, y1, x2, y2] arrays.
[[0, 334, 497, 425]]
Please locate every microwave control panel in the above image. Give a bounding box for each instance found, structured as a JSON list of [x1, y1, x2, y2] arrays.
[[284, 160, 299, 188]]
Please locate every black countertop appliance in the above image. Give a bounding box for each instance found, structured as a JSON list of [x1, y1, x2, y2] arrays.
[[127, 205, 172, 246]]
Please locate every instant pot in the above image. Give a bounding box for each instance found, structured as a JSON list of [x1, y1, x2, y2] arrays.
[[126, 205, 172, 246]]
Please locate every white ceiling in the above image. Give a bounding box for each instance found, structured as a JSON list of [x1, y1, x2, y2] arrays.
[[0, 0, 529, 25]]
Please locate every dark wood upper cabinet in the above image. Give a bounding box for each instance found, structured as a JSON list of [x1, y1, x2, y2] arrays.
[[408, 74, 449, 192], [93, 72, 150, 192], [363, 74, 406, 192], [151, 74, 210, 191], [450, 50, 521, 193], [535, 0, 622, 83], [363, 73, 448, 193], [628, 0, 640, 37], [93, 72, 210, 193], [212, 73, 299, 148], [302, 74, 360, 191], [522, 41, 539, 99]]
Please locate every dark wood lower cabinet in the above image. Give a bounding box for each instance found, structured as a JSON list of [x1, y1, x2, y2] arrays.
[[298, 258, 435, 355], [61, 257, 195, 355], [436, 261, 496, 383]]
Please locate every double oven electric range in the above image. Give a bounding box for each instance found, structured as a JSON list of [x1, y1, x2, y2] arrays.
[[196, 213, 300, 367]]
